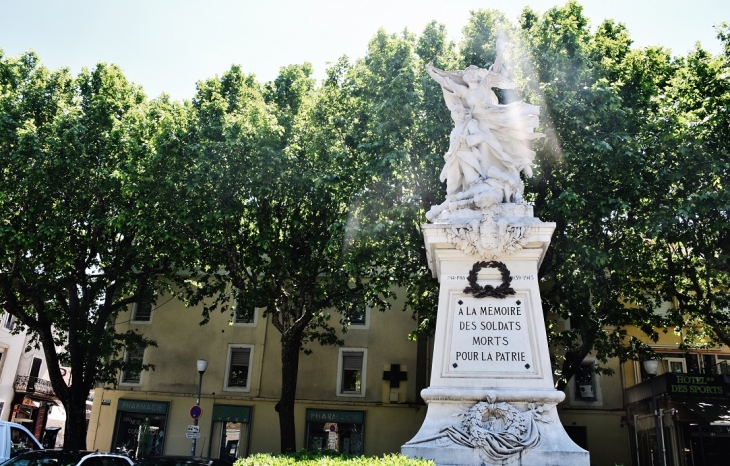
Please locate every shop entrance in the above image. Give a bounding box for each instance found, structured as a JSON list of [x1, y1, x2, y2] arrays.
[[305, 409, 364, 455], [209, 405, 252, 461], [682, 423, 730, 466], [111, 399, 168, 460]]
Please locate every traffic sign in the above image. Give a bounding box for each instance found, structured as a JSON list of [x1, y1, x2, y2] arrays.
[[187, 425, 200, 433], [190, 405, 202, 419], [185, 433, 201, 439]]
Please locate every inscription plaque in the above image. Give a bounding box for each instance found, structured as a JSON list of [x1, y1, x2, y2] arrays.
[[443, 293, 537, 377]]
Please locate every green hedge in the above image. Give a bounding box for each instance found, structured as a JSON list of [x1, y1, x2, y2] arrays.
[[235, 450, 435, 466]]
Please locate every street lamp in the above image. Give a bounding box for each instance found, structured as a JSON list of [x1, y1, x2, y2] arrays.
[[643, 359, 664, 466], [191, 359, 208, 457]]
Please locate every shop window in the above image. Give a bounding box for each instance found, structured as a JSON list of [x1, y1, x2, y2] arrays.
[[111, 400, 168, 459], [121, 347, 145, 384], [305, 409, 364, 455], [224, 345, 253, 391], [337, 349, 366, 397], [575, 363, 597, 402]]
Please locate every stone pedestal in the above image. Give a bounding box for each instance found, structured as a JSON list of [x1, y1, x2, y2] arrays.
[[402, 206, 589, 465]]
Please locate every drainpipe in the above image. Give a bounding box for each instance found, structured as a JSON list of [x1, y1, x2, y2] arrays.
[[255, 309, 268, 397], [633, 414, 641, 466]]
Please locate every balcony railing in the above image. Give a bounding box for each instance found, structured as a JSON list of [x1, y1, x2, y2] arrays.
[[14, 375, 55, 397], [711, 360, 730, 375]]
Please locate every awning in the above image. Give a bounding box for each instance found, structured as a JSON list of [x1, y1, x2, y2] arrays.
[[681, 400, 730, 426]]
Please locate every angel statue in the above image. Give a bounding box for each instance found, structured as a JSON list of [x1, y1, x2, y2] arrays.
[[425, 39, 544, 221]]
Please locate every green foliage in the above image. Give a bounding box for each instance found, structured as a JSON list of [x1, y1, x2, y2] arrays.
[[0, 51, 189, 448], [235, 451, 434, 466], [633, 23, 730, 349], [510, 2, 681, 386]]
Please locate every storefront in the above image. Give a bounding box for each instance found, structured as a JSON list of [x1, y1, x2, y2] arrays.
[[627, 373, 730, 466], [305, 409, 364, 455], [208, 404, 252, 461], [111, 399, 169, 459]]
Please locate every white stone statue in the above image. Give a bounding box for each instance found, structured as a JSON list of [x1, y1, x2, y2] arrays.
[[425, 39, 544, 222]]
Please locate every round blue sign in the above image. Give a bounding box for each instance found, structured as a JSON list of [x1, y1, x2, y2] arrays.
[[190, 405, 202, 419]]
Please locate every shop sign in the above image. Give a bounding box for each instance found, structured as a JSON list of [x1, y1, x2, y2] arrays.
[[305, 409, 364, 424], [212, 404, 251, 423], [667, 374, 728, 397], [117, 399, 168, 414]]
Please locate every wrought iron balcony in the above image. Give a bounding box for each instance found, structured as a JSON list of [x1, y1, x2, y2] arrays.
[[14, 375, 55, 397]]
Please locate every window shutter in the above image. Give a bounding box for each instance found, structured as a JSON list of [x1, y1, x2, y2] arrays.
[[231, 348, 251, 366], [128, 347, 145, 359], [343, 353, 363, 370]]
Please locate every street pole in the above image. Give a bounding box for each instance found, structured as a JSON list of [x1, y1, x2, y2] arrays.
[[650, 375, 664, 466], [191, 359, 207, 457]]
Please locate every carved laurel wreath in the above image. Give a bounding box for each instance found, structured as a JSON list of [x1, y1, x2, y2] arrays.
[[463, 261, 516, 299]]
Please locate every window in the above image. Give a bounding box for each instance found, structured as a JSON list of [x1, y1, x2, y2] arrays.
[[663, 357, 686, 374], [224, 345, 253, 391], [348, 306, 369, 328], [3, 313, 14, 331], [231, 289, 256, 326], [571, 358, 602, 405], [715, 355, 730, 375], [575, 363, 597, 401], [121, 347, 145, 384], [131, 301, 153, 323], [232, 305, 256, 325], [337, 349, 366, 397]]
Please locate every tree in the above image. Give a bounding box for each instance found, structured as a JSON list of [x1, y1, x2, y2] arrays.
[[0, 51, 184, 448], [174, 62, 413, 452], [515, 3, 679, 387], [637, 24, 730, 353]]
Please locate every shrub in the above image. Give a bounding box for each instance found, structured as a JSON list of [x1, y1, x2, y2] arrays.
[[235, 450, 435, 466]]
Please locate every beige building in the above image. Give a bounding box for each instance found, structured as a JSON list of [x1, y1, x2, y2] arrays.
[[556, 309, 730, 466], [86, 290, 430, 459]]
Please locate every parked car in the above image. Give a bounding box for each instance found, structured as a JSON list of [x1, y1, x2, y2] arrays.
[[0, 421, 43, 462], [133, 456, 232, 466], [0, 450, 134, 466]]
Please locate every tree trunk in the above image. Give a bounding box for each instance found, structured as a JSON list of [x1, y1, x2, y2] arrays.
[[62, 385, 90, 450], [276, 335, 301, 453]]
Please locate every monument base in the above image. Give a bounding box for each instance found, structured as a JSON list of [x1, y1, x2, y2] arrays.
[[402, 388, 588, 466]]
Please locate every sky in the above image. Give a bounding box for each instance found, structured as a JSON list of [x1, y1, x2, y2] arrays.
[[1, 0, 727, 101]]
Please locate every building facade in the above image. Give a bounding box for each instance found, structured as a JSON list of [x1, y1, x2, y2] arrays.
[[621, 326, 730, 466], [0, 311, 64, 447], [86, 291, 430, 459], [87, 291, 730, 465]]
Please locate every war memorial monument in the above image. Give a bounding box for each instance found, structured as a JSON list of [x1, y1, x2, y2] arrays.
[[401, 41, 590, 465]]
